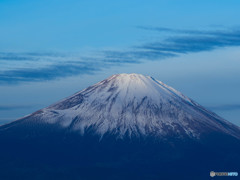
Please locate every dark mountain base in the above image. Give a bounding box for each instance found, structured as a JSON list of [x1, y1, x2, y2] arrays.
[[0, 124, 240, 180]]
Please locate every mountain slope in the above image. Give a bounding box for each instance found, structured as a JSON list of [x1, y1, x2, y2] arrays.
[[2, 73, 239, 139]]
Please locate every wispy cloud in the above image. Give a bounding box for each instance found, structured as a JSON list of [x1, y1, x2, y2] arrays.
[[0, 53, 103, 84], [0, 50, 176, 84], [1, 26, 240, 84], [138, 26, 240, 54], [137, 26, 208, 35], [1, 61, 99, 84], [0, 104, 36, 111], [208, 104, 240, 111]]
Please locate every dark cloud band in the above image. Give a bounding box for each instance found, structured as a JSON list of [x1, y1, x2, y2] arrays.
[[1, 26, 240, 84]]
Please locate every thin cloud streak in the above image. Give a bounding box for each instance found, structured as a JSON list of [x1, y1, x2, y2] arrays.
[[208, 104, 240, 111], [138, 27, 240, 54], [0, 61, 99, 84], [1, 27, 240, 84], [0, 105, 36, 111]]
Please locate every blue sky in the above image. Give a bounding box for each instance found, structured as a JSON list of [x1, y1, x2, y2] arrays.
[[1, 0, 240, 51], [0, 0, 240, 125]]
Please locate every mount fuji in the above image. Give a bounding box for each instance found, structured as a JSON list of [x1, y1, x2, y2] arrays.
[[0, 74, 240, 180]]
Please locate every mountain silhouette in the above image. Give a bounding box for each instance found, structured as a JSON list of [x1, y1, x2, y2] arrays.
[[0, 74, 239, 180]]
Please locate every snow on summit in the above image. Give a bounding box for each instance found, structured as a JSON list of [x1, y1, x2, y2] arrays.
[[4, 74, 240, 139]]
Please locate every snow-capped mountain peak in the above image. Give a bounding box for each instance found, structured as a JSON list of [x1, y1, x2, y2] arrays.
[[3, 73, 240, 140]]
